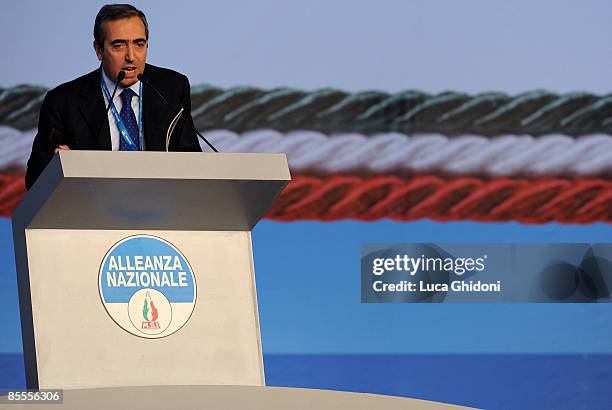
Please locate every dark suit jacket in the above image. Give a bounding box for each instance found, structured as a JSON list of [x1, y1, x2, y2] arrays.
[[25, 64, 202, 189]]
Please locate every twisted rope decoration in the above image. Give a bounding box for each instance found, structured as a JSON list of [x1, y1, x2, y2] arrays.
[[206, 129, 612, 177], [0, 86, 47, 131], [0, 172, 607, 223], [4, 127, 611, 177], [0, 172, 26, 217], [0, 127, 37, 169], [267, 175, 612, 224], [2, 83, 610, 224], [3, 85, 612, 135]]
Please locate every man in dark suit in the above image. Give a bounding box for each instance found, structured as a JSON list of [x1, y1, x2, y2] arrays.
[[25, 4, 202, 190]]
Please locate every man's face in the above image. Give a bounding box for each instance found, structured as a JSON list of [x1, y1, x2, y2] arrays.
[[94, 16, 147, 86]]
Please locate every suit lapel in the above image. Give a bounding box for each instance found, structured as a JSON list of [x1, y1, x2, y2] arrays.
[[79, 68, 111, 150]]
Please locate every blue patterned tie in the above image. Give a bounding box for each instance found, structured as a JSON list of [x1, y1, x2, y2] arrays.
[[119, 88, 140, 151]]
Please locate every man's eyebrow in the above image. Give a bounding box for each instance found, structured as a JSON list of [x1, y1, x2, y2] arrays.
[[109, 38, 146, 45]]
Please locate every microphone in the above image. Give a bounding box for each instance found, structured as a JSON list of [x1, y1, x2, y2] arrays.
[[137, 72, 218, 152]]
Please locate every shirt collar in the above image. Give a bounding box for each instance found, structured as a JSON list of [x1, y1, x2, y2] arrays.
[[101, 68, 141, 97]]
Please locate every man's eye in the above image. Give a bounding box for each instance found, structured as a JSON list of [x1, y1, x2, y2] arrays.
[[136, 42, 146, 48], [113, 43, 126, 49]]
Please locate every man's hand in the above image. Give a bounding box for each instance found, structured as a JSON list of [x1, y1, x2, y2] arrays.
[[54, 145, 70, 153]]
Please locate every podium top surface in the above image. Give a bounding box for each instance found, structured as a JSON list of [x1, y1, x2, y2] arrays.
[[58, 151, 290, 180], [14, 151, 290, 231]]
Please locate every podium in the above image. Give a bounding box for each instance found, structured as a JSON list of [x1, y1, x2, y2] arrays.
[[12, 151, 290, 390]]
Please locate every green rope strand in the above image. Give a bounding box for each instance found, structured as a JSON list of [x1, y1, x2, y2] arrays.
[[1, 84, 611, 136]]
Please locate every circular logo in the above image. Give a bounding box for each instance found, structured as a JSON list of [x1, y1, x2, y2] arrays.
[[99, 235, 197, 338]]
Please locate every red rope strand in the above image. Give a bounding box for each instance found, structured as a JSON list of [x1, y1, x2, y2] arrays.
[[0, 174, 609, 223], [0, 173, 25, 218], [267, 175, 612, 223]]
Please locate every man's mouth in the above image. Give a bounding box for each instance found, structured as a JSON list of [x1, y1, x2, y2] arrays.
[[123, 67, 137, 74]]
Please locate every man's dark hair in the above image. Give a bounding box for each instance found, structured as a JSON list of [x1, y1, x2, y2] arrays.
[[94, 4, 149, 50]]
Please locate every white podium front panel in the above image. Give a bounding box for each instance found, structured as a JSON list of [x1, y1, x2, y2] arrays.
[[25, 229, 264, 389]]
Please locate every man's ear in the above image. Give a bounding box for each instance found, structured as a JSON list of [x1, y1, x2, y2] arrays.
[[93, 41, 103, 61]]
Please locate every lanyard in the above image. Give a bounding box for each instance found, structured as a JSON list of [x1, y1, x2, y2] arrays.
[[100, 70, 144, 151]]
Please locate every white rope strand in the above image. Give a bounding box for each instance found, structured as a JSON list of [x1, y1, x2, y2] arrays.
[[206, 129, 612, 177], [2, 126, 611, 177], [0, 127, 35, 168]]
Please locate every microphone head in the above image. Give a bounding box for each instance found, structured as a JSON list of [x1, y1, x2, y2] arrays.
[[117, 70, 126, 82], [137, 72, 147, 83]]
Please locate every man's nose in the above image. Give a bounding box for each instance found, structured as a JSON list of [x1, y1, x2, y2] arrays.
[[125, 44, 135, 62]]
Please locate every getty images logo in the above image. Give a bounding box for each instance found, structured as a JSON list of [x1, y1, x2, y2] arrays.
[[98, 235, 197, 338]]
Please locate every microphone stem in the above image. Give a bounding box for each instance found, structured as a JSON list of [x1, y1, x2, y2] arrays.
[[98, 69, 125, 142], [139, 73, 218, 152]]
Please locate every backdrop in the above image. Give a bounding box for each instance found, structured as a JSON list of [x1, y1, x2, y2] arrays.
[[1, 1, 611, 409]]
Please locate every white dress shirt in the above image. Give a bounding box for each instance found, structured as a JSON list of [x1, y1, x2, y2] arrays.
[[100, 70, 142, 150]]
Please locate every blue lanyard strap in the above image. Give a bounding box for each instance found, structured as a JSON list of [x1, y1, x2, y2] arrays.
[[100, 70, 144, 151]]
